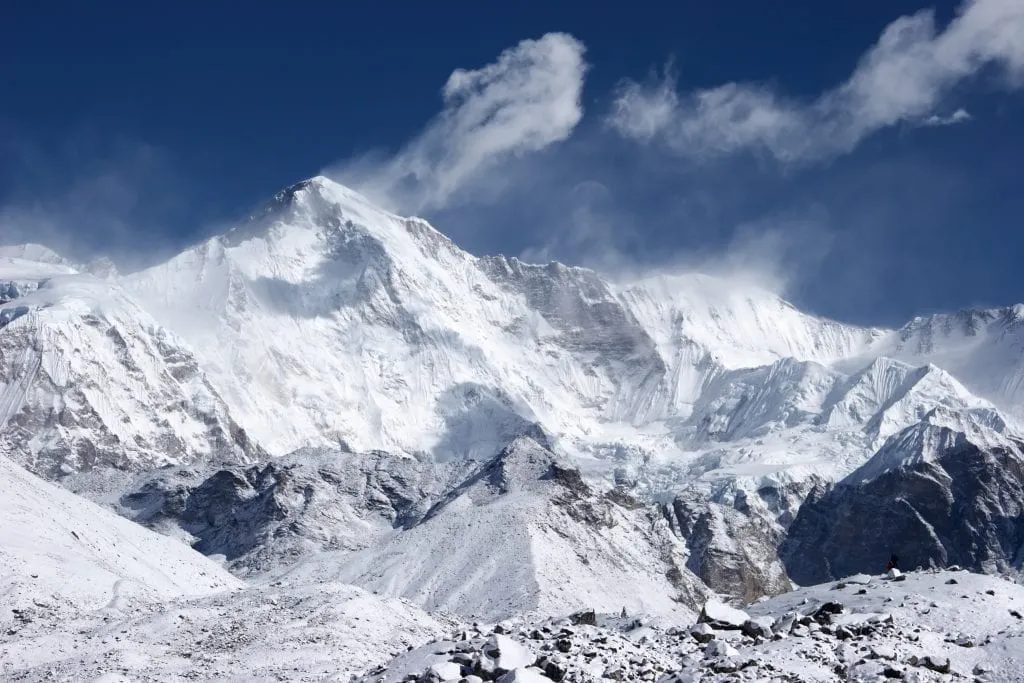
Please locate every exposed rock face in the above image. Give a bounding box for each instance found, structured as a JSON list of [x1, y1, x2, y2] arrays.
[[781, 436, 1024, 584], [663, 491, 792, 604], [100, 448, 462, 574]]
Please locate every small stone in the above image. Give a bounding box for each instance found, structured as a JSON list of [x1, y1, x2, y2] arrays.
[[910, 655, 950, 674], [955, 634, 978, 648], [709, 656, 743, 674]]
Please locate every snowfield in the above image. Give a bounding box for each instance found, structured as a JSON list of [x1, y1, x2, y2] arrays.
[[2, 580, 460, 682]]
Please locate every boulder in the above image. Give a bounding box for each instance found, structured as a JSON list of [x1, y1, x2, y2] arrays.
[[427, 661, 463, 681], [704, 640, 739, 659], [689, 623, 715, 643], [496, 668, 553, 683], [568, 610, 596, 626], [914, 655, 951, 674], [741, 617, 774, 639], [483, 635, 536, 673], [698, 600, 750, 629]]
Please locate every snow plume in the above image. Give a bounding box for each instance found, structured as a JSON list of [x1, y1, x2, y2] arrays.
[[326, 33, 587, 214], [607, 0, 1024, 163]]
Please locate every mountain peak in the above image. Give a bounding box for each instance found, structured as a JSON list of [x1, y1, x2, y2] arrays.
[[0, 243, 72, 266]]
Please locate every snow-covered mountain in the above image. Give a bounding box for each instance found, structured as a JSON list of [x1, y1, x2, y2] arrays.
[[4, 176, 1024, 612], [5, 174, 1024, 680], [0, 253, 261, 478], [782, 423, 1024, 584], [4, 176, 1022, 491]]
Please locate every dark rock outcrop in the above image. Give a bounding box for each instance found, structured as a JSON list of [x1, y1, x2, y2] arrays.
[[781, 439, 1024, 584]]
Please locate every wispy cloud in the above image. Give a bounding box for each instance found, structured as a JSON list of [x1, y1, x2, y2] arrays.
[[607, 0, 1024, 163], [327, 33, 587, 214], [921, 108, 973, 126]]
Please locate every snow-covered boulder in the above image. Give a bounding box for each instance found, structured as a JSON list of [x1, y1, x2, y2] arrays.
[[428, 661, 463, 681], [703, 640, 738, 659], [484, 634, 536, 672], [495, 669, 552, 683], [698, 600, 750, 629], [689, 623, 715, 643]]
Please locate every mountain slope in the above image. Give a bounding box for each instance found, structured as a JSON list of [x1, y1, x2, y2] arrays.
[[121, 178, 678, 463], [781, 420, 1024, 584], [0, 455, 240, 625], [114, 176, 1024, 483], [0, 255, 261, 477], [270, 437, 709, 621]]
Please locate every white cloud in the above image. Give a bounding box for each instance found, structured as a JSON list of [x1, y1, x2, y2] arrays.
[[608, 0, 1024, 162], [921, 108, 973, 126], [328, 33, 587, 214]]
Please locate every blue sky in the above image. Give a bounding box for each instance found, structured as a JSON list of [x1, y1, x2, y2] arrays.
[[2, 0, 1023, 325]]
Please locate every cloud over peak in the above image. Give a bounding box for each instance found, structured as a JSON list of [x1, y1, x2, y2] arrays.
[[607, 0, 1024, 163], [329, 32, 586, 214]]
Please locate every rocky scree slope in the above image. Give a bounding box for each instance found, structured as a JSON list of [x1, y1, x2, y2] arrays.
[[360, 569, 1024, 683]]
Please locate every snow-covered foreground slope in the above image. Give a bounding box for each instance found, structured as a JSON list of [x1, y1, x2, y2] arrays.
[[1, 580, 460, 682], [361, 569, 1024, 683], [0, 455, 240, 624], [0, 454, 457, 682], [0, 253, 260, 477]]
